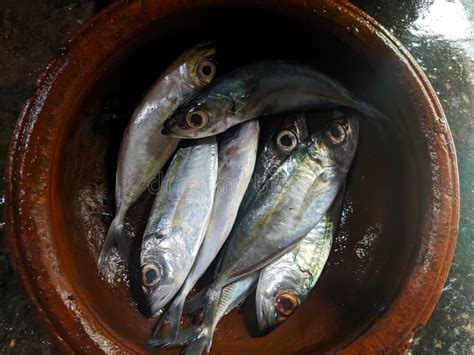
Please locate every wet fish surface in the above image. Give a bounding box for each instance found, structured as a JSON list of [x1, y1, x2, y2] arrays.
[[163, 60, 383, 138], [97, 43, 217, 268], [189, 113, 360, 353], [153, 120, 259, 340], [150, 113, 311, 350], [246, 113, 340, 331], [248, 112, 343, 332], [256, 194, 343, 331], [140, 137, 218, 316], [238, 112, 308, 214], [215, 116, 359, 289]]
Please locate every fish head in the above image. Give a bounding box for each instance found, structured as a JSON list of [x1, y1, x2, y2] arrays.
[[178, 42, 217, 88], [274, 113, 309, 154], [140, 238, 187, 315], [161, 42, 217, 104], [308, 111, 359, 175], [256, 267, 303, 332], [163, 76, 249, 138], [255, 113, 309, 182]]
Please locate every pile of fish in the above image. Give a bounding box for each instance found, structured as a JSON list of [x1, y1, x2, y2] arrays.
[[97, 42, 381, 354]]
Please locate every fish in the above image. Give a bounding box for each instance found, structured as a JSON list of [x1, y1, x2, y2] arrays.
[[97, 43, 217, 268], [152, 120, 259, 340], [162, 60, 383, 139], [255, 193, 343, 331], [140, 137, 218, 315], [252, 112, 343, 333], [192, 114, 359, 353], [252, 112, 342, 332]]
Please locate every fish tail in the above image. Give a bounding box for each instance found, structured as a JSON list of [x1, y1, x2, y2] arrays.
[[337, 98, 400, 142], [353, 100, 400, 137], [357, 101, 389, 122], [147, 326, 198, 348], [97, 211, 129, 268]]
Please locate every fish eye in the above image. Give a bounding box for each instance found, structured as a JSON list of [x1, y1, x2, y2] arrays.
[[142, 263, 161, 287], [275, 292, 299, 319], [325, 121, 346, 145], [185, 110, 209, 130], [197, 60, 216, 83], [276, 130, 298, 152]]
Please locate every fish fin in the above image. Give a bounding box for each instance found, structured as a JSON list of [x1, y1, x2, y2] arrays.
[[97, 213, 129, 268], [152, 293, 186, 341], [184, 327, 213, 355], [147, 326, 199, 348], [148, 325, 212, 354], [183, 288, 208, 314], [183, 291, 220, 354], [164, 295, 186, 341]]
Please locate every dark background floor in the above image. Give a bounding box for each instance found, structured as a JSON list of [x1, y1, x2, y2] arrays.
[[0, 0, 472, 353]]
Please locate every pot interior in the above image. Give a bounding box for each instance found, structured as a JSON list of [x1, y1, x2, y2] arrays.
[[55, 6, 423, 353]]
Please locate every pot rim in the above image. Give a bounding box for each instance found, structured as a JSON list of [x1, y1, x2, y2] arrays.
[[4, 0, 459, 353]]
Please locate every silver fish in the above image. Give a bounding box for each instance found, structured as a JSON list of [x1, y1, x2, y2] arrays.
[[97, 43, 217, 268], [254, 113, 343, 332], [195, 115, 359, 353], [153, 120, 259, 339], [140, 137, 218, 315], [163, 61, 383, 138], [256, 197, 342, 331]]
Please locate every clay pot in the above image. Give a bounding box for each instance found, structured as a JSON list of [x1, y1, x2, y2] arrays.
[[5, 0, 459, 353]]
